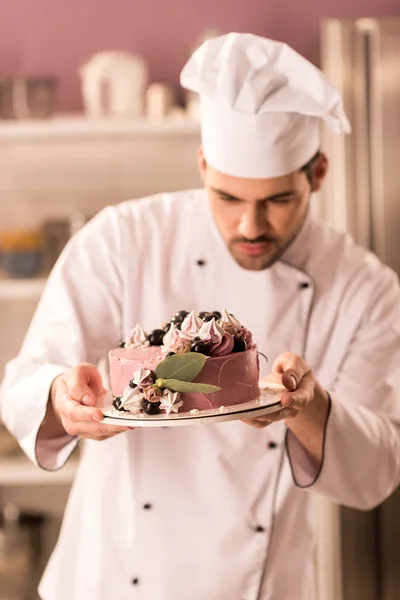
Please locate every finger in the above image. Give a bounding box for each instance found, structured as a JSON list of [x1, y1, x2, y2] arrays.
[[272, 353, 310, 390], [65, 419, 132, 438], [90, 428, 132, 441], [281, 372, 315, 409], [242, 406, 297, 428], [248, 407, 298, 424], [242, 419, 271, 429], [79, 363, 105, 395], [82, 425, 132, 438], [61, 396, 104, 423], [264, 407, 298, 420], [282, 368, 300, 392], [63, 364, 104, 406], [281, 390, 309, 409]]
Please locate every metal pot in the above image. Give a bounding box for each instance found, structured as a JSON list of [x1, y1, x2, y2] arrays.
[[0, 76, 57, 120]]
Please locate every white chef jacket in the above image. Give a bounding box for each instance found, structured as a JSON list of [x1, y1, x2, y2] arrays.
[[1, 190, 400, 600]]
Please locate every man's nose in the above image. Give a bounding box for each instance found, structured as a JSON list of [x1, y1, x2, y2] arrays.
[[237, 205, 268, 240]]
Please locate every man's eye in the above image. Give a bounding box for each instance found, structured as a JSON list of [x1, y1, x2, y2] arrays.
[[219, 195, 240, 203], [269, 197, 294, 205]]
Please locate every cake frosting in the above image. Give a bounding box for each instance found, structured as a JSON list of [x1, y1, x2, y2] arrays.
[[109, 309, 260, 416]]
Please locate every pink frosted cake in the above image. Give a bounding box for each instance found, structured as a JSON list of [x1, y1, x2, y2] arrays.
[[109, 309, 260, 416]]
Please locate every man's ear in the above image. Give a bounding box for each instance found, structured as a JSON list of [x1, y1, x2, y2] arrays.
[[197, 147, 206, 182], [311, 153, 329, 192]]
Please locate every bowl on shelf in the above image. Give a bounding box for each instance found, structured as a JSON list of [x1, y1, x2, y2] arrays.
[[0, 230, 44, 279]]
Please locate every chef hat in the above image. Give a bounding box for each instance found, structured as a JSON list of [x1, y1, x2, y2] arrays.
[[180, 33, 351, 179]]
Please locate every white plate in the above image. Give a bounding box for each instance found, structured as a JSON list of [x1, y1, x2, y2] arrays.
[[101, 382, 285, 428]]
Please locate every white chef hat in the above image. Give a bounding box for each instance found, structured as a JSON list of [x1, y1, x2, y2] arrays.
[[180, 33, 351, 179]]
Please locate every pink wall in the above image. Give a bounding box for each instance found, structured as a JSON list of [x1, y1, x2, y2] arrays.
[[0, 0, 399, 111]]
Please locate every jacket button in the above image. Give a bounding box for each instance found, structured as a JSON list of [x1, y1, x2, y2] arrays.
[[255, 525, 266, 533], [132, 578, 139, 585], [196, 259, 206, 266], [268, 441, 277, 449], [143, 503, 152, 510], [299, 282, 310, 289]]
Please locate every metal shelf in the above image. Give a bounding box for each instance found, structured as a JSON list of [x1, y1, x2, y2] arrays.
[[0, 114, 200, 141], [0, 456, 78, 486]]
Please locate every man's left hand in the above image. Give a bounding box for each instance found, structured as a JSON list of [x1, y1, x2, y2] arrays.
[[243, 352, 316, 429]]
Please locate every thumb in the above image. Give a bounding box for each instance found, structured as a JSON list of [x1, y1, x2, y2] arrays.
[[272, 353, 305, 392], [63, 364, 104, 406], [281, 369, 298, 392]]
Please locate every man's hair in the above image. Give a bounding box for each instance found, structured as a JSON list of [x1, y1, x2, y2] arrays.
[[300, 150, 321, 185], [203, 150, 321, 184]]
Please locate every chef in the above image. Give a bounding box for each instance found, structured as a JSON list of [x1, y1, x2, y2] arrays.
[[1, 33, 400, 600]]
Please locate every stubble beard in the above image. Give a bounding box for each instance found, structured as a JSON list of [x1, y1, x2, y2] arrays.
[[228, 227, 302, 271], [228, 242, 284, 271]]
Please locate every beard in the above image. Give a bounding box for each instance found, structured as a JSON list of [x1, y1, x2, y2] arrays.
[[229, 238, 283, 271], [224, 206, 310, 271], [227, 230, 300, 271]]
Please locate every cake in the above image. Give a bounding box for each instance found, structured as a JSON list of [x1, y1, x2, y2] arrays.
[[109, 309, 260, 416]]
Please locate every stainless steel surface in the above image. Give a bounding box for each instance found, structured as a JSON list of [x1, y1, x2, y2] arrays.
[[320, 20, 357, 238], [321, 17, 400, 600], [367, 20, 400, 275]]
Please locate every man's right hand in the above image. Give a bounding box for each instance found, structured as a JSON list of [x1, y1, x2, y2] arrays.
[[48, 363, 131, 441]]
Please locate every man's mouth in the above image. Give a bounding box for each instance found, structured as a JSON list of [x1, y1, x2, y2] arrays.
[[235, 240, 275, 256]]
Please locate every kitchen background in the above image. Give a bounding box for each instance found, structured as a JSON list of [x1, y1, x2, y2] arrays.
[[1, 0, 400, 112], [0, 2, 399, 599]]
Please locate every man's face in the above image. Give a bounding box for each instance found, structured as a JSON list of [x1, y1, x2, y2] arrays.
[[199, 150, 327, 271]]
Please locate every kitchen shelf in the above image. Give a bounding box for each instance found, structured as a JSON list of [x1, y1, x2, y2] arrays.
[[0, 114, 200, 141], [0, 456, 78, 486], [0, 277, 46, 300]]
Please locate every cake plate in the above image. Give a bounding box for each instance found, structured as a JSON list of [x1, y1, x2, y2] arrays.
[[101, 381, 285, 428]]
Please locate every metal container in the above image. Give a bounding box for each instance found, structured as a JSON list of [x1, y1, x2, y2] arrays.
[[0, 76, 57, 120]]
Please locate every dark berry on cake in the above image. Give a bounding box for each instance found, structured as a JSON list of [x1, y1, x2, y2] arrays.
[[170, 317, 184, 329], [191, 340, 212, 355], [233, 337, 247, 352], [113, 396, 122, 409], [129, 380, 138, 389], [176, 310, 189, 319], [119, 341, 126, 348], [203, 313, 215, 322], [148, 329, 166, 346], [166, 352, 176, 357], [212, 311, 222, 319], [143, 400, 161, 415], [163, 323, 171, 333]]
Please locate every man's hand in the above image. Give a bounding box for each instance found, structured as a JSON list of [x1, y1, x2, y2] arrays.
[[243, 353, 330, 465], [44, 363, 131, 441], [243, 352, 317, 429]]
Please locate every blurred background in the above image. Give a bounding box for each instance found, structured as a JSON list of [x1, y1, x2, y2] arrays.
[[0, 2, 399, 599]]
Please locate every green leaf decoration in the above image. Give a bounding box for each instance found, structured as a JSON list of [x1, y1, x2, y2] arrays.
[[155, 353, 208, 382], [162, 379, 221, 394]]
